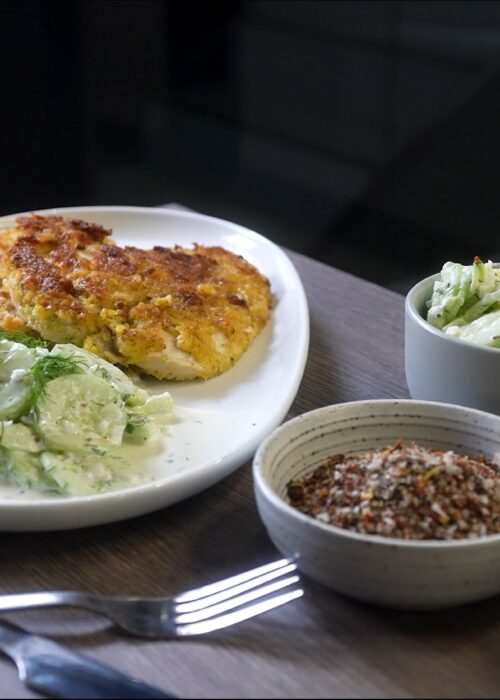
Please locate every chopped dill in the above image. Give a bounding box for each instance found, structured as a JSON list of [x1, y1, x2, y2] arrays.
[[125, 413, 150, 435], [125, 415, 148, 433], [97, 367, 112, 382], [29, 355, 83, 407], [0, 331, 49, 349]]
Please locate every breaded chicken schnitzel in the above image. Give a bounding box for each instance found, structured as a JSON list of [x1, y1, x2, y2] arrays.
[[1, 214, 272, 380]]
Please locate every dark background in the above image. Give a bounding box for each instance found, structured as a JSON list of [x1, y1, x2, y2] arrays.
[[2, 0, 500, 291]]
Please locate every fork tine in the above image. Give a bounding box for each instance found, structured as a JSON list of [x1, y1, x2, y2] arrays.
[[175, 587, 304, 637], [175, 575, 300, 624], [175, 563, 297, 613], [175, 558, 295, 604]]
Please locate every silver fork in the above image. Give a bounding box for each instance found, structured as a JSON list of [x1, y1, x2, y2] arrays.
[[0, 559, 302, 638]]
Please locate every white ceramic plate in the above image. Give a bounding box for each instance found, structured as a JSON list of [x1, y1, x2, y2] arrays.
[[0, 206, 309, 531]]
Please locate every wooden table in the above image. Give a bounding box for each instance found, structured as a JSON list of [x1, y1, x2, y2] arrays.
[[1, 249, 498, 699]]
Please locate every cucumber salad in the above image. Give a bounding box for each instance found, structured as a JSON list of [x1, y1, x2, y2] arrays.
[[427, 258, 500, 347], [0, 332, 172, 496]]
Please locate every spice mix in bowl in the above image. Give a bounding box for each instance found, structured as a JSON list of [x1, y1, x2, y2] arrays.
[[287, 441, 500, 541], [253, 400, 500, 609]]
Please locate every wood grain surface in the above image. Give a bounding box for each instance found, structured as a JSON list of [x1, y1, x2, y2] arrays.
[[0, 250, 497, 699]]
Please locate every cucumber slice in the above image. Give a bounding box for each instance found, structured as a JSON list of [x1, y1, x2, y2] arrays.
[[36, 374, 127, 451], [50, 344, 147, 402], [0, 340, 37, 381], [0, 422, 42, 453], [0, 377, 33, 420], [40, 450, 133, 496], [0, 340, 38, 420], [5, 450, 47, 491], [124, 392, 172, 444], [130, 393, 173, 417], [40, 452, 99, 496]]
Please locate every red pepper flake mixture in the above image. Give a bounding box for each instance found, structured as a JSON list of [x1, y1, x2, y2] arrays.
[[286, 441, 500, 541]]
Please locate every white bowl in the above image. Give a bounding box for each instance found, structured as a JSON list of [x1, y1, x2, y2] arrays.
[[406, 273, 500, 414], [253, 400, 500, 610]]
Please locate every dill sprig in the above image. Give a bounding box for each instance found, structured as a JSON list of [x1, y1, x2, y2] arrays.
[[0, 331, 49, 349], [29, 355, 83, 407]]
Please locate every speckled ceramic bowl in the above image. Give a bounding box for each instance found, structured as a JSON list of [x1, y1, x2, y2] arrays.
[[405, 272, 500, 414], [253, 400, 500, 610]]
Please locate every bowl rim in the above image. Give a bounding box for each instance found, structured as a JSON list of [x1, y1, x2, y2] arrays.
[[253, 399, 500, 550], [405, 271, 500, 356]]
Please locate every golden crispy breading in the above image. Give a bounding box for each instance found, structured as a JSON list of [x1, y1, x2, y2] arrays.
[[0, 224, 30, 333], [3, 214, 272, 380]]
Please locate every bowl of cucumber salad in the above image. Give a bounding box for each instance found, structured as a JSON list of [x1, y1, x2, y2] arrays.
[[0, 332, 172, 497], [405, 258, 500, 415], [426, 258, 500, 345]]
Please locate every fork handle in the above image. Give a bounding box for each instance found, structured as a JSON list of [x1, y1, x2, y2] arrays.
[[0, 591, 102, 614]]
